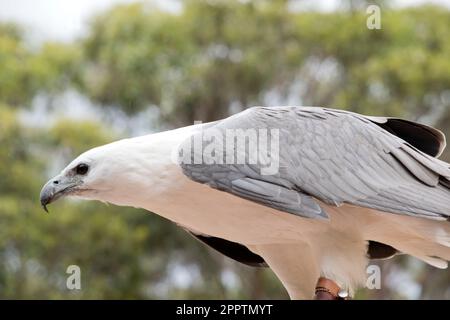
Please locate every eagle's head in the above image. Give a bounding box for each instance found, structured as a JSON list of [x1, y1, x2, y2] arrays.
[[39, 125, 203, 212], [39, 143, 119, 211], [39, 138, 156, 211]]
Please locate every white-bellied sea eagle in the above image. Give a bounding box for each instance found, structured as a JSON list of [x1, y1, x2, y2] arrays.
[[40, 107, 450, 299]]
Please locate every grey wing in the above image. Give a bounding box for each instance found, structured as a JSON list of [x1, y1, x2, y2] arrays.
[[180, 106, 450, 220], [185, 163, 327, 219]]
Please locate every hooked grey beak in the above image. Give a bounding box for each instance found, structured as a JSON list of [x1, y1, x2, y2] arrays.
[[40, 175, 80, 213]]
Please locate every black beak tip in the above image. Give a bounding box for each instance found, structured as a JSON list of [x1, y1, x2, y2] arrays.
[[40, 193, 51, 213]]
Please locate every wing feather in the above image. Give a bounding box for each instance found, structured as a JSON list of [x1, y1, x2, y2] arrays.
[[180, 106, 450, 220]]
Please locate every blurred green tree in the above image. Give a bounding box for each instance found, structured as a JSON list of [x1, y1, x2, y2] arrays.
[[0, 25, 80, 109], [78, 2, 450, 134]]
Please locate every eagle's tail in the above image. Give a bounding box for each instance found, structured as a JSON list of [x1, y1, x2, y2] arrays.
[[367, 212, 450, 269]]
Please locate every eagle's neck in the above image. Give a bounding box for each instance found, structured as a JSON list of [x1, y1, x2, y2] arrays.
[[99, 123, 204, 209]]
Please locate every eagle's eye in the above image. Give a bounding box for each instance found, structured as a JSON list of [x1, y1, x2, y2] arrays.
[[75, 163, 89, 175]]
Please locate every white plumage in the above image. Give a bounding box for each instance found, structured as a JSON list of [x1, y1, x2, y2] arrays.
[[40, 107, 450, 299]]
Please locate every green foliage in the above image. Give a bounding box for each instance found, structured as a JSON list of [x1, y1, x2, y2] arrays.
[[78, 2, 450, 129], [0, 25, 81, 109], [30, 42, 82, 96], [80, 1, 305, 123], [0, 27, 35, 107], [48, 120, 113, 156]]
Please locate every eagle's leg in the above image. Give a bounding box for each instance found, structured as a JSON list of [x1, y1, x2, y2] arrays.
[[314, 277, 350, 300], [248, 239, 364, 299], [247, 243, 320, 299]]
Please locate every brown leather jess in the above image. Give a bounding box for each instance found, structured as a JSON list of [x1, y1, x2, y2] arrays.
[[314, 277, 349, 300]]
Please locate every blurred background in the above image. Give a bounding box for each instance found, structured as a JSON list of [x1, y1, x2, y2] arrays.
[[0, 0, 449, 299]]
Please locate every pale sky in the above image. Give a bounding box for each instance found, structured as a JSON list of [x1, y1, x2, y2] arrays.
[[0, 0, 181, 44], [0, 0, 449, 44]]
